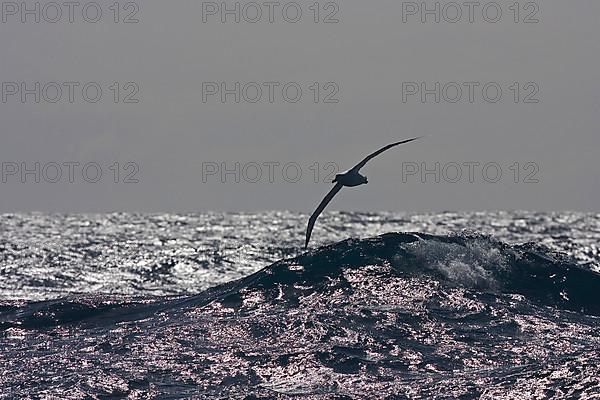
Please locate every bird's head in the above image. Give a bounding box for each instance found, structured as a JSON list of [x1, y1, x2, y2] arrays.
[[362, 176, 368, 184]]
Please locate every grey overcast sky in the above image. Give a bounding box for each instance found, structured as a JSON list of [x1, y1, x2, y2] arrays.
[[0, 0, 598, 213]]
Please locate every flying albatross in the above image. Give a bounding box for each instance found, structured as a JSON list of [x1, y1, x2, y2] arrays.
[[304, 137, 422, 249]]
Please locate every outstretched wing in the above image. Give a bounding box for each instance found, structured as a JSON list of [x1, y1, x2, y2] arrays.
[[305, 183, 343, 249], [350, 137, 422, 173]]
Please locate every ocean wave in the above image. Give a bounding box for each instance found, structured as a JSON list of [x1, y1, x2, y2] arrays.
[[3, 232, 599, 330], [197, 232, 600, 314]]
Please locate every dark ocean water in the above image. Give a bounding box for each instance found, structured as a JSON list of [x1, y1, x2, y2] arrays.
[[1, 211, 599, 399]]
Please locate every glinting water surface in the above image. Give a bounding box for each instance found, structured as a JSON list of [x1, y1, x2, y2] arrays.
[[1, 211, 599, 399]]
